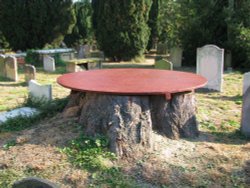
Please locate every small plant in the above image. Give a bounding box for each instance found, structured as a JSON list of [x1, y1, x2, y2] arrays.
[[3, 139, 17, 150], [61, 135, 116, 171]]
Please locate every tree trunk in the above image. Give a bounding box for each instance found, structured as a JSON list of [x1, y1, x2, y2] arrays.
[[63, 91, 199, 157]]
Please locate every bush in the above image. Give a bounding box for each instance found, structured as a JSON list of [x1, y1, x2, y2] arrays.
[[25, 50, 41, 67], [92, 0, 152, 61]]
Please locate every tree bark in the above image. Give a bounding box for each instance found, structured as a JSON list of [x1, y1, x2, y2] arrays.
[[63, 91, 199, 157]]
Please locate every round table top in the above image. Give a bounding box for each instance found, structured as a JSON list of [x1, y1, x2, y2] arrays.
[[57, 69, 207, 96]]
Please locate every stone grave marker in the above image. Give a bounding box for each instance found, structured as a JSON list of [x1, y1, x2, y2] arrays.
[[197, 44, 224, 91], [170, 47, 183, 68], [43, 55, 55, 72], [24, 64, 36, 82], [0, 107, 40, 124], [155, 59, 173, 70], [13, 177, 59, 188], [28, 80, 52, 101], [0, 54, 6, 77], [5, 56, 18, 81], [243, 72, 250, 95], [241, 72, 250, 137]]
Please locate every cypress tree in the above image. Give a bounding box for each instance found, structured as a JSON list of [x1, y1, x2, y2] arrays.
[[92, 0, 152, 61], [0, 0, 75, 51], [64, 0, 93, 47]]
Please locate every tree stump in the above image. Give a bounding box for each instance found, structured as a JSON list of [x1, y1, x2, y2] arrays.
[[64, 91, 199, 157]]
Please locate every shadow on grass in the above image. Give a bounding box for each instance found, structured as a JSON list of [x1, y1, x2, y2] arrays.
[[206, 94, 242, 103]]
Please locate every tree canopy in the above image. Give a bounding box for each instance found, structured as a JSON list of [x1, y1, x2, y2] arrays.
[[0, 0, 75, 51]]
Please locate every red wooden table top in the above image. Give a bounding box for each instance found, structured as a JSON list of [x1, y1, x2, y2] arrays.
[[57, 69, 207, 98]]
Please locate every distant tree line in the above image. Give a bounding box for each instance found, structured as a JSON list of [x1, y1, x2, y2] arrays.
[[0, 0, 249, 68]]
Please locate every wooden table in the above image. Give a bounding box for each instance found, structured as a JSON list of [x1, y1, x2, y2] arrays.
[[58, 69, 207, 157]]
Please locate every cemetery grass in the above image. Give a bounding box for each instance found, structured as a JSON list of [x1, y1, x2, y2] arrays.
[[0, 66, 249, 187]]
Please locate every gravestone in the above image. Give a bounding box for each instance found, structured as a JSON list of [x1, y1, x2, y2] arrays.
[[243, 72, 250, 95], [5, 56, 18, 81], [13, 177, 59, 188], [241, 88, 250, 137], [88, 61, 102, 70], [28, 80, 52, 101], [197, 45, 224, 91], [155, 59, 173, 70], [170, 47, 183, 68], [0, 54, 6, 77], [0, 107, 40, 124], [24, 64, 36, 82], [78, 44, 91, 58], [43, 55, 55, 72]]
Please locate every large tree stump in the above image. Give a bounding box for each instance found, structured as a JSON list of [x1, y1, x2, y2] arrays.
[[64, 91, 199, 157]]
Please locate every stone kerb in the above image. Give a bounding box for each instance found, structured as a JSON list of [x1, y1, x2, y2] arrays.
[[170, 47, 183, 68], [0, 54, 6, 77], [43, 55, 55, 72], [197, 44, 224, 92], [5, 56, 18, 81], [28, 80, 52, 101], [241, 72, 250, 137], [24, 64, 36, 82]]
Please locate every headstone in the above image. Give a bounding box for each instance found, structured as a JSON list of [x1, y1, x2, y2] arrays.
[[28, 80, 52, 101], [24, 64, 36, 82], [5, 56, 18, 81], [78, 44, 91, 59], [241, 74, 250, 137], [155, 59, 173, 70], [0, 54, 6, 77], [243, 72, 250, 95], [156, 43, 168, 55], [197, 44, 224, 92], [0, 107, 40, 124], [43, 55, 55, 72], [170, 47, 183, 68], [12, 177, 59, 188]]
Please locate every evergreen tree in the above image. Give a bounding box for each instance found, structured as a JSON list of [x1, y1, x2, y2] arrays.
[[0, 0, 75, 51], [64, 0, 93, 47], [147, 0, 159, 50], [92, 0, 152, 61]]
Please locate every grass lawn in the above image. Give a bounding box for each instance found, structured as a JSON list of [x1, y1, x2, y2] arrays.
[[0, 64, 249, 187]]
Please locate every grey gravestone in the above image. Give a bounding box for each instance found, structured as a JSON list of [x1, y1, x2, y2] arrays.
[[0, 54, 6, 77], [170, 47, 183, 68], [78, 44, 91, 58], [24, 64, 36, 82], [5, 56, 18, 81], [43, 55, 55, 72], [88, 61, 102, 70], [243, 72, 250, 95], [12, 177, 59, 188], [197, 44, 224, 92], [155, 59, 173, 70], [28, 80, 52, 101], [241, 86, 250, 138]]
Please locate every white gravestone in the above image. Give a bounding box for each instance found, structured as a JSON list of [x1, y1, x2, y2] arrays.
[[43, 55, 55, 72], [170, 47, 183, 68], [0, 107, 40, 124], [0, 55, 6, 77], [28, 80, 52, 101], [197, 45, 224, 91], [5, 56, 18, 81], [24, 64, 36, 82]]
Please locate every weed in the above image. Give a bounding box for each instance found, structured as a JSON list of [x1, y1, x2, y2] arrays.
[[61, 135, 116, 171], [3, 139, 17, 150], [90, 167, 139, 188]]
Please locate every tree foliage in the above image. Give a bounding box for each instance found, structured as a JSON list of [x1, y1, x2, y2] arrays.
[[64, 0, 93, 47], [92, 0, 152, 61], [0, 0, 75, 51]]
